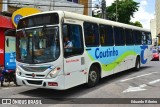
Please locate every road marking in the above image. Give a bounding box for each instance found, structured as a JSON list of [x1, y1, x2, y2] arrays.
[[1, 88, 9, 90], [148, 79, 160, 84], [120, 72, 158, 82], [122, 79, 160, 93]]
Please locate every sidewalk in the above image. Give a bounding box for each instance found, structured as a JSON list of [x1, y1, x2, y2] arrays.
[[0, 82, 17, 89]]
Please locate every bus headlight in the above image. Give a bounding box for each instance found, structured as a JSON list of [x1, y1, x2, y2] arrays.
[[16, 68, 21, 76], [46, 67, 61, 78]]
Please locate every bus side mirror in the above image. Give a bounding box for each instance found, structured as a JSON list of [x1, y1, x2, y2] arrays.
[[6, 38, 9, 47]]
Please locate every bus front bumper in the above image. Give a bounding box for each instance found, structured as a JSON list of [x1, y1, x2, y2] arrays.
[[16, 75, 65, 90]]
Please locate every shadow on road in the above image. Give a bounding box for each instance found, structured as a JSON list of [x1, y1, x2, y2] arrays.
[[151, 60, 159, 61], [19, 66, 152, 100]]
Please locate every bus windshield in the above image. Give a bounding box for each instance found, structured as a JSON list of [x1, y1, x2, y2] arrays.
[[16, 26, 60, 64]]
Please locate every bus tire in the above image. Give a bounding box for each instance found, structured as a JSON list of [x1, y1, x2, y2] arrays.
[[87, 65, 100, 87], [134, 57, 140, 71], [1, 81, 3, 87], [13, 78, 20, 86]]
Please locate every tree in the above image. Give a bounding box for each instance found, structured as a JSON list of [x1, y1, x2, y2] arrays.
[[130, 21, 143, 27], [106, 0, 139, 24]]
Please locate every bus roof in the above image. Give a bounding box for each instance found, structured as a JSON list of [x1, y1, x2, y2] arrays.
[[21, 10, 150, 32]]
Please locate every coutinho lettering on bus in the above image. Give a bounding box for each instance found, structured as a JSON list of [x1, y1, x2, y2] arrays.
[[95, 47, 118, 59]]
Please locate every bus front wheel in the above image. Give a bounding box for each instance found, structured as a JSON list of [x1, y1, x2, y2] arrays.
[[134, 57, 140, 71], [87, 65, 100, 87]]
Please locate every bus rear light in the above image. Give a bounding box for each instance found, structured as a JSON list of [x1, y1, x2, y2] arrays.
[[48, 82, 58, 86]]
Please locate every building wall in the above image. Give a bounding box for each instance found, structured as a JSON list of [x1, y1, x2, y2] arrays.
[[79, 0, 88, 15], [0, 0, 2, 11], [150, 18, 158, 45], [150, 18, 157, 38], [8, 0, 84, 14], [79, 0, 92, 16], [8, 6, 18, 13], [1, 0, 92, 16], [88, 0, 92, 16], [156, 0, 160, 35], [0, 0, 17, 13]]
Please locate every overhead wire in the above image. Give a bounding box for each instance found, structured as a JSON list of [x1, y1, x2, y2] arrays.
[[1, 0, 103, 10], [6, 0, 98, 5], [0, 2, 98, 8]]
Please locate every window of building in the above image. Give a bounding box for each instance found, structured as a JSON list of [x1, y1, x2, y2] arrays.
[[62, 24, 84, 57], [125, 29, 134, 45], [83, 22, 99, 47], [67, 0, 79, 3], [99, 24, 114, 46], [114, 27, 125, 46]]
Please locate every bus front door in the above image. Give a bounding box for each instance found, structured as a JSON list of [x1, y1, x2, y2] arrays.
[[63, 23, 86, 89]]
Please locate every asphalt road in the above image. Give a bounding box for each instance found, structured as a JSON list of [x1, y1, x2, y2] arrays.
[[0, 61, 160, 107]]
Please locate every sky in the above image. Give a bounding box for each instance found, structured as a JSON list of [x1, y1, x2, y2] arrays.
[[92, 0, 155, 29]]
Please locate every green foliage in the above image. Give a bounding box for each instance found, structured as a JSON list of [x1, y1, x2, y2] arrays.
[[107, 0, 139, 24], [130, 21, 143, 27]]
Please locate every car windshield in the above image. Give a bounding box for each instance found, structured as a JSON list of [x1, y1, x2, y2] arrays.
[[16, 26, 60, 64]]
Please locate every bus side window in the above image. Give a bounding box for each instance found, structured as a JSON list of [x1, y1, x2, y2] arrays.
[[99, 24, 114, 46], [149, 32, 152, 45], [133, 30, 142, 45], [62, 24, 84, 58], [142, 32, 147, 45], [145, 32, 152, 45], [99, 25, 105, 45], [83, 22, 99, 47], [114, 27, 125, 46], [125, 29, 134, 45]]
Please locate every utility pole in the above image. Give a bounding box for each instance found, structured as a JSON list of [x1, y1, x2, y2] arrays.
[[116, 0, 118, 21], [52, 0, 55, 10], [101, 0, 106, 19], [49, 0, 55, 11], [2, 0, 8, 12]]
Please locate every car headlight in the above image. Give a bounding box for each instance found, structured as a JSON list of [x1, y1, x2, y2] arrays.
[[46, 67, 61, 78], [16, 68, 21, 76]]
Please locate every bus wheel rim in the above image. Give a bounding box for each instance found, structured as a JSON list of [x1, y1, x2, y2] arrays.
[[137, 60, 140, 69], [90, 71, 97, 82]]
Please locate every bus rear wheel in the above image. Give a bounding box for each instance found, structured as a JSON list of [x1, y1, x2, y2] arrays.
[[87, 65, 100, 87], [134, 57, 140, 71]]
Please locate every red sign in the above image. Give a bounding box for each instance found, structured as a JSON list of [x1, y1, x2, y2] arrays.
[[0, 16, 14, 67], [0, 16, 14, 29], [66, 59, 79, 63], [0, 30, 5, 66]]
